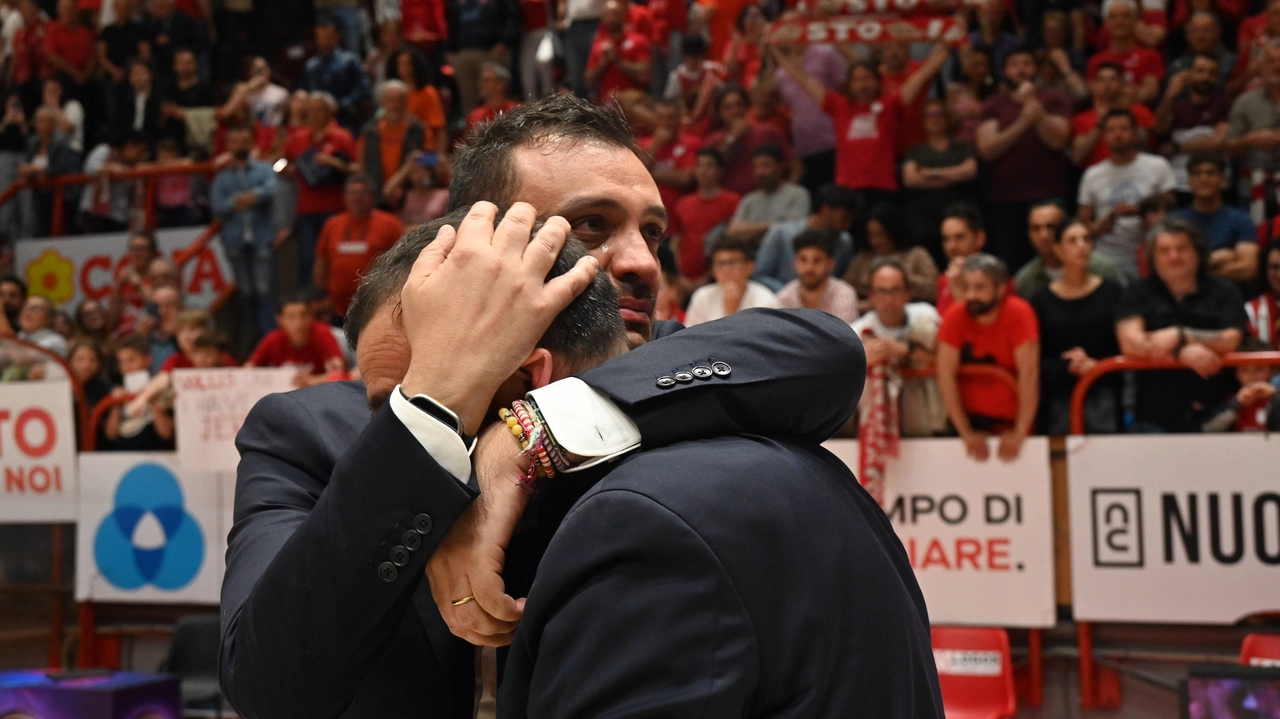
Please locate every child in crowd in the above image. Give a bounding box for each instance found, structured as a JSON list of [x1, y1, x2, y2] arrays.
[[154, 138, 200, 228], [67, 338, 113, 409], [246, 291, 346, 387], [304, 287, 355, 369], [1202, 338, 1280, 432], [105, 333, 175, 451], [125, 309, 234, 419]]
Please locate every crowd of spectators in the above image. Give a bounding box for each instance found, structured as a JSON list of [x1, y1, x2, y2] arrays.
[[0, 0, 1276, 452]]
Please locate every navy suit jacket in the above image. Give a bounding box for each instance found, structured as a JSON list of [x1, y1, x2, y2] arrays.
[[220, 309, 866, 719]]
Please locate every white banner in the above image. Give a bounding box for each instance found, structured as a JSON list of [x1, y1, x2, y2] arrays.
[[1068, 435, 1280, 624], [14, 228, 233, 311], [172, 368, 297, 472], [76, 453, 230, 604], [825, 438, 1056, 627], [0, 380, 79, 523]]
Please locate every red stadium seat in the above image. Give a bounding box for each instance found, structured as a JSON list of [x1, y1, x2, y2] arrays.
[[931, 626, 1017, 719], [1240, 633, 1280, 667]]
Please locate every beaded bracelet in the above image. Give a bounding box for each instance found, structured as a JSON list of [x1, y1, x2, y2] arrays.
[[498, 408, 540, 487]]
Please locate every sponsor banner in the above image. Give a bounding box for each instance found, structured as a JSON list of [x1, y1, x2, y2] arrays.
[[1068, 435, 1280, 624], [767, 15, 967, 45], [825, 438, 1056, 627], [76, 453, 226, 604], [172, 368, 297, 472], [0, 380, 79, 523], [14, 228, 233, 311], [933, 649, 1003, 676]]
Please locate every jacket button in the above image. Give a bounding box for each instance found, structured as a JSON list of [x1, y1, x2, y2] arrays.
[[691, 366, 713, 379], [402, 530, 422, 551], [378, 561, 398, 583], [389, 546, 411, 567], [655, 376, 677, 389], [413, 513, 433, 534], [673, 371, 694, 383], [711, 361, 732, 377]]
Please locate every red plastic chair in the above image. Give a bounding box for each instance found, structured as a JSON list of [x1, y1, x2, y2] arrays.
[[931, 626, 1017, 719], [1240, 633, 1280, 667]]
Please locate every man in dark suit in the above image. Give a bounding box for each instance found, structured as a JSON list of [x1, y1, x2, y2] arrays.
[[220, 206, 867, 718]]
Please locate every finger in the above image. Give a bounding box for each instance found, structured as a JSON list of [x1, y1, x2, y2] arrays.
[[455, 201, 499, 252], [457, 629, 518, 648], [470, 566, 525, 623], [451, 601, 521, 639], [413, 224, 457, 279], [538, 254, 600, 317], [494, 201, 539, 257], [521, 215, 571, 278]]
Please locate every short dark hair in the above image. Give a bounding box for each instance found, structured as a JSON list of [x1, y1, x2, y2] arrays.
[[680, 34, 708, 57], [1148, 216, 1211, 277], [1186, 150, 1226, 175], [0, 275, 28, 297], [961, 252, 1010, 285], [1138, 192, 1174, 218], [814, 184, 858, 214], [1095, 61, 1125, 77], [846, 59, 881, 86], [696, 146, 725, 167], [155, 137, 181, 155], [193, 329, 228, 352], [942, 202, 985, 233], [1004, 44, 1037, 66], [345, 207, 627, 370], [345, 173, 375, 192], [449, 95, 639, 212], [792, 229, 836, 258], [751, 143, 785, 164], [314, 12, 339, 30], [868, 257, 909, 287], [115, 333, 151, 357], [278, 290, 313, 311], [1101, 107, 1136, 130], [710, 234, 756, 262]]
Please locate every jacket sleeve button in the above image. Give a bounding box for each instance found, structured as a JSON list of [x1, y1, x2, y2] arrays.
[[378, 561, 398, 582]]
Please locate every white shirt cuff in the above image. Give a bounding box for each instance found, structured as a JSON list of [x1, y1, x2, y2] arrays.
[[528, 377, 641, 472], [389, 385, 472, 483]]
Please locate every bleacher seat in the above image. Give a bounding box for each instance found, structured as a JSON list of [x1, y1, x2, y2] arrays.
[[931, 626, 1017, 719], [1240, 633, 1280, 667]]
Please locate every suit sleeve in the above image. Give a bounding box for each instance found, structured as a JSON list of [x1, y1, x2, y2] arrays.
[[220, 393, 477, 719], [575, 308, 865, 447], [505, 488, 758, 718]]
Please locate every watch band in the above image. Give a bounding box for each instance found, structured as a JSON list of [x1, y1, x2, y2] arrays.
[[403, 390, 477, 453]]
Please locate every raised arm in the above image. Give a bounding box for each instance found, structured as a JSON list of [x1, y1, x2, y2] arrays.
[[899, 43, 949, 107], [771, 45, 826, 107]]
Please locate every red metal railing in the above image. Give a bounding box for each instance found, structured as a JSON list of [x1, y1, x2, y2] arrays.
[[1068, 351, 1280, 709]]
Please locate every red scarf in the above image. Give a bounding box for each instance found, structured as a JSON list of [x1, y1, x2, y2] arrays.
[[857, 331, 900, 507]]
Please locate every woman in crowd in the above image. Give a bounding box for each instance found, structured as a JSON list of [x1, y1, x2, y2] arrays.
[[844, 203, 939, 309], [1030, 218, 1124, 434], [389, 47, 448, 159], [74, 299, 110, 347], [901, 99, 978, 266], [67, 338, 114, 409], [699, 83, 791, 195]]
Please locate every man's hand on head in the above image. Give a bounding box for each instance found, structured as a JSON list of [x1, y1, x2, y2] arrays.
[[426, 422, 533, 646], [398, 202, 599, 433]]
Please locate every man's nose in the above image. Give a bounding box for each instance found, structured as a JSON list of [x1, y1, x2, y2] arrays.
[[603, 232, 660, 295]]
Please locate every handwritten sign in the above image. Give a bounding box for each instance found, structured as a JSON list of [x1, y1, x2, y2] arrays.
[[767, 15, 967, 45], [0, 380, 78, 523], [172, 368, 297, 472]]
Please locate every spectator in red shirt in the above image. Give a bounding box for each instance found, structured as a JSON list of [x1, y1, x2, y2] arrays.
[[700, 83, 792, 196], [1231, 0, 1280, 94], [246, 291, 346, 386], [937, 203, 995, 315], [1246, 240, 1280, 349], [284, 92, 358, 285], [773, 42, 947, 205], [43, 0, 95, 87], [586, 0, 652, 100], [879, 41, 927, 150], [641, 99, 699, 211], [466, 62, 521, 130], [11, 0, 49, 108], [1086, 0, 1165, 105], [1072, 61, 1156, 167], [669, 147, 740, 291], [936, 252, 1040, 462], [662, 34, 725, 126], [107, 230, 159, 336], [125, 309, 237, 420], [722, 4, 764, 89], [313, 175, 405, 317]]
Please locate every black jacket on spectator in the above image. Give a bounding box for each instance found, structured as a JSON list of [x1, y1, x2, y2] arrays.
[[148, 13, 209, 86], [109, 88, 163, 141], [446, 0, 521, 52], [99, 21, 152, 75], [1116, 275, 1250, 433], [219, 310, 876, 719], [359, 115, 426, 206]]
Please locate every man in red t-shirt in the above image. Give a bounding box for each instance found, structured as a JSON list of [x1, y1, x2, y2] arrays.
[[1072, 61, 1156, 167], [773, 42, 947, 196], [1086, 0, 1165, 105], [586, 0, 652, 100], [641, 100, 700, 211], [285, 93, 358, 284], [44, 0, 95, 84], [669, 147, 740, 289], [313, 175, 406, 316], [936, 253, 1040, 463], [465, 62, 521, 130], [246, 291, 346, 386], [879, 42, 926, 151]]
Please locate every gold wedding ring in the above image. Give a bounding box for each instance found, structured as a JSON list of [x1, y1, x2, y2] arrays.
[[451, 595, 476, 606]]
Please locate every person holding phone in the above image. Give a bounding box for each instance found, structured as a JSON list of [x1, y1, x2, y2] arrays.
[[383, 150, 449, 228]]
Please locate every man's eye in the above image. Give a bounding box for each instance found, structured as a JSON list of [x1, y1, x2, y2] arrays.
[[570, 216, 607, 242], [642, 225, 666, 247]]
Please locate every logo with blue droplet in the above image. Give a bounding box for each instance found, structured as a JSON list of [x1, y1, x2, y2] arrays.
[[93, 464, 204, 590]]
